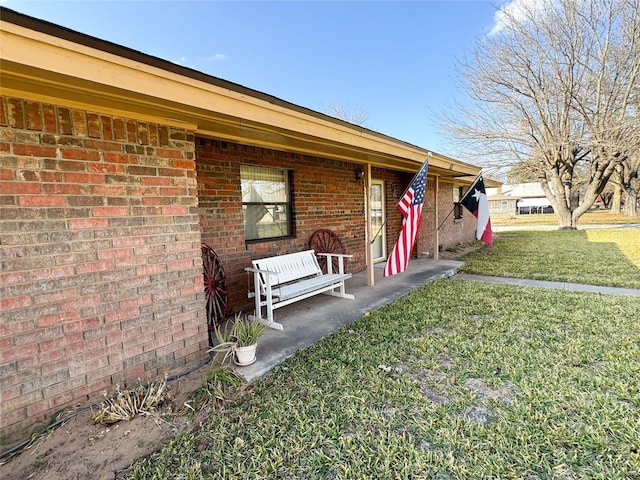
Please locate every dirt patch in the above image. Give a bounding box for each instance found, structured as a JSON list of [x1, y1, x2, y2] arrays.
[[465, 378, 516, 403], [438, 241, 486, 261], [464, 405, 494, 425], [0, 362, 245, 480]]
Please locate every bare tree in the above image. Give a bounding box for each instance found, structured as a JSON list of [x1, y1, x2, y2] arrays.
[[618, 152, 640, 216], [599, 172, 619, 210], [610, 182, 624, 212], [322, 102, 369, 126], [506, 161, 540, 183], [440, 0, 640, 228], [570, 0, 640, 219], [618, 74, 640, 216]]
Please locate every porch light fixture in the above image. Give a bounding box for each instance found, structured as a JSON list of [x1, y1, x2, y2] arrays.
[[355, 168, 365, 181]]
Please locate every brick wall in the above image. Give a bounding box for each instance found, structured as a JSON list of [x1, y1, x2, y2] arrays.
[[196, 138, 370, 314], [420, 178, 478, 255], [379, 174, 476, 260], [195, 143, 475, 317], [0, 95, 478, 444], [0, 97, 208, 443]]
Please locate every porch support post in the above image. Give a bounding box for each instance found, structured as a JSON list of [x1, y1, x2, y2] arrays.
[[434, 175, 439, 260], [366, 164, 375, 286]]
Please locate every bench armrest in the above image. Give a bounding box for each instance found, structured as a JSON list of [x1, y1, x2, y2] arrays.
[[316, 252, 352, 274], [244, 266, 279, 277], [316, 253, 353, 259]]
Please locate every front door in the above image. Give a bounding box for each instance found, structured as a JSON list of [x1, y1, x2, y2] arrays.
[[370, 180, 386, 262]]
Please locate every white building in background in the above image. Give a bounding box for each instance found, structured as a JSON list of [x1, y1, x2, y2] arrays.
[[487, 183, 554, 215]]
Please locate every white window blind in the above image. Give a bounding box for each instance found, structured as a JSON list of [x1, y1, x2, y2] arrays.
[[241, 165, 292, 241]]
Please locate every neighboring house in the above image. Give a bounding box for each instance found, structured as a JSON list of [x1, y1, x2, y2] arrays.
[[0, 8, 486, 442], [487, 194, 519, 216], [487, 183, 554, 215]]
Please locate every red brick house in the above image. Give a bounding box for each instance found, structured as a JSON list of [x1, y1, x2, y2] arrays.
[[0, 8, 484, 443]]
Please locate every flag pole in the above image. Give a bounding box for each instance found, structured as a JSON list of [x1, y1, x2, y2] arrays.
[[382, 155, 430, 277], [396, 155, 430, 204], [453, 172, 493, 246], [436, 173, 482, 231], [370, 220, 387, 244], [459, 174, 482, 203], [436, 205, 456, 231], [370, 154, 430, 245]]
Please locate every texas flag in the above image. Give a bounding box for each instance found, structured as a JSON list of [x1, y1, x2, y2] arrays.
[[460, 176, 493, 246]]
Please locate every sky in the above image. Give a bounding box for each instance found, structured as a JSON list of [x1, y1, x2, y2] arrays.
[[3, 0, 511, 158]]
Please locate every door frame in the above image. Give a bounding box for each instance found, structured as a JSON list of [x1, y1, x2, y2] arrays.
[[370, 179, 386, 263]]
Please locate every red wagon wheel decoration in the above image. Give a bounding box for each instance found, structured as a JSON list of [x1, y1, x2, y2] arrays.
[[309, 229, 346, 274], [201, 243, 228, 342]]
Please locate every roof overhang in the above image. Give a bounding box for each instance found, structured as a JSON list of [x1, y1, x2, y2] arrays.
[[0, 8, 481, 179], [517, 198, 552, 208]]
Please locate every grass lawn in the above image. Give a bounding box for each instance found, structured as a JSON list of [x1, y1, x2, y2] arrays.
[[459, 228, 640, 289], [125, 277, 640, 479], [122, 227, 640, 479]]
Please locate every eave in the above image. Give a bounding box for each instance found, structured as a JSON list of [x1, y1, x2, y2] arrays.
[[0, 8, 480, 179]]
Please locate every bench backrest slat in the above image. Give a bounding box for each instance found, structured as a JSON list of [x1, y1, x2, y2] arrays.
[[252, 250, 322, 286]]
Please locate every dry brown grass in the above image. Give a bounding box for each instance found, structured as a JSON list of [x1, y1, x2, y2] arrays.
[[492, 210, 638, 226]]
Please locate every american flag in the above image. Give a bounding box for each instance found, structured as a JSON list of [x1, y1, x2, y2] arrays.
[[383, 161, 428, 277]]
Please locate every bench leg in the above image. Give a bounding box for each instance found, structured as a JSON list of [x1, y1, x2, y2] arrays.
[[322, 281, 355, 300], [248, 297, 283, 330], [323, 290, 356, 300], [250, 272, 283, 330], [247, 314, 283, 331]]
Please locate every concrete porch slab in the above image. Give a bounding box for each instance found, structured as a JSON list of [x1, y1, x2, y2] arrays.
[[236, 259, 463, 382]]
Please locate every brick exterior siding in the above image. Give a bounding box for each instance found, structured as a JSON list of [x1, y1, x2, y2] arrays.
[[0, 97, 208, 443], [0, 96, 479, 445], [196, 142, 478, 317], [196, 138, 372, 313]]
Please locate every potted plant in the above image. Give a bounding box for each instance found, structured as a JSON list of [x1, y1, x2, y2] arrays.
[[231, 316, 266, 366], [211, 313, 266, 367]]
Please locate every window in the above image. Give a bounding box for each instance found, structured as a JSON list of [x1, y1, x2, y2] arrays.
[[241, 165, 292, 241], [453, 186, 464, 219]]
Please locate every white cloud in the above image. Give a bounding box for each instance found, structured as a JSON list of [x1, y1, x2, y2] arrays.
[[200, 54, 228, 62], [488, 0, 552, 36], [170, 56, 189, 66]]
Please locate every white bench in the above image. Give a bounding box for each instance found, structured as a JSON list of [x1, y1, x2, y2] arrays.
[[245, 249, 354, 330]]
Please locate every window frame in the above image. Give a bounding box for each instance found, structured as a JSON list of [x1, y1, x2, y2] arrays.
[[241, 165, 294, 243]]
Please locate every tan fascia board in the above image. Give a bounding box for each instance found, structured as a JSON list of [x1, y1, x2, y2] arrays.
[[0, 15, 480, 178], [453, 175, 503, 188]]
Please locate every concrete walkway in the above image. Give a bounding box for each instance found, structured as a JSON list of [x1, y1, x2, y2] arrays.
[[454, 273, 640, 297], [236, 258, 640, 382]]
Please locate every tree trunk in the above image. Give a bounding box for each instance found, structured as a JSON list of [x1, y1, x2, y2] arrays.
[[611, 183, 622, 213], [540, 176, 577, 229], [618, 155, 640, 217], [557, 211, 576, 229], [624, 188, 638, 217]]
